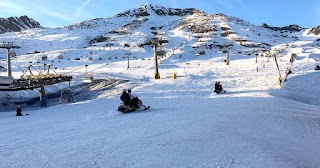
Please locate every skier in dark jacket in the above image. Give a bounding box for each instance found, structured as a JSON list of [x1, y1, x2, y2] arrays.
[[315, 65, 320, 71], [120, 89, 131, 106]]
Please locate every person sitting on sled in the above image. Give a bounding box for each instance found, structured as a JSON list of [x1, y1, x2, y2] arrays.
[[214, 81, 224, 93], [120, 89, 131, 106], [128, 89, 142, 108], [127, 89, 135, 100], [16, 105, 23, 116]]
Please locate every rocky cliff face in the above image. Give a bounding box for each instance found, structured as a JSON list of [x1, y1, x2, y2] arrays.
[[0, 16, 42, 34], [116, 4, 205, 17], [261, 23, 303, 32], [308, 26, 320, 35]]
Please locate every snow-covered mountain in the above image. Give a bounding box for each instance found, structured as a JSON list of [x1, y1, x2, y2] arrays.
[[0, 4, 319, 86], [0, 15, 42, 34]]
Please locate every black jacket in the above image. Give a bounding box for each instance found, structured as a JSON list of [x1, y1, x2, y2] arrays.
[[215, 83, 222, 90], [120, 92, 131, 103]]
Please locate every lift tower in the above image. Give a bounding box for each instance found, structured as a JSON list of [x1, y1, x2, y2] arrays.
[[0, 41, 21, 77]]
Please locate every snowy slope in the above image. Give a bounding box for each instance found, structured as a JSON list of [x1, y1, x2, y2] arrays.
[[0, 4, 320, 168]]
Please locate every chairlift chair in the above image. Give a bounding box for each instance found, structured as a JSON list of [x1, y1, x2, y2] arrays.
[[59, 89, 74, 103], [83, 65, 93, 83], [83, 74, 93, 83], [9, 51, 16, 58]]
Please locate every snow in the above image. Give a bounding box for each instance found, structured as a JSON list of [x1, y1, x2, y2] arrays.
[[1, 8, 320, 167]]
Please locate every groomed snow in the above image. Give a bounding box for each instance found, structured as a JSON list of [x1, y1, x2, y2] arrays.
[[1, 54, 320, 167]]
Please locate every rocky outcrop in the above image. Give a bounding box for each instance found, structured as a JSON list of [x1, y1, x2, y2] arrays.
[[308, 26, 320, 35], [261, 23, 303, 32], [116, 4, 205, 17], [0, 16, 42, 34]]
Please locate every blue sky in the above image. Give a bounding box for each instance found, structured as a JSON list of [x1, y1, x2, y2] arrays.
[[0, 0, 319, 28]]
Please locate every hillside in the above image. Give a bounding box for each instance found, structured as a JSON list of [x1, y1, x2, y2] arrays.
[[0, 4, 320, 168]]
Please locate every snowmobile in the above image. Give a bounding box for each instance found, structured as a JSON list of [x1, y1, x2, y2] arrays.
[[117, 97, 150, 113], [214, 89, 226, 94]]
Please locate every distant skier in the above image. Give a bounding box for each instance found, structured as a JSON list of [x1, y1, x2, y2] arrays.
[[120, 89, 131, 106], [315, 65, 320, 71], [16, 105, 23, 116]]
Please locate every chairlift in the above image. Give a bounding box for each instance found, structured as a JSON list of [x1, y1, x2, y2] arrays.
[[0, 76, 14, 90], [59, 89, 74, 103], [9, 51, 16, 58], [156, 50, 166, 56], [83, 75, 93, 83], [58, 55, 63, 60], [195, 50, 206, 56], [83, 65, 93, 83], [42, 55, 48, 60]]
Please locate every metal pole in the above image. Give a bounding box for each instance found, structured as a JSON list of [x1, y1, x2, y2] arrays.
[[154, 45, 160, 79], [127, 54, 130, 69], [226, 47, 230, 65], [85, 65, 88, 75], [7, 48, 12, 77], [39, 86, 47, 107]]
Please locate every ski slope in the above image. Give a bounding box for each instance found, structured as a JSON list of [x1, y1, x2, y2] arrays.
[[1, 53, 320, 168]]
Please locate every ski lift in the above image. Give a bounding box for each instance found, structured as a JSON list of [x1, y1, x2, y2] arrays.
[[58, 55, 63, 60], [0, 76, 14, 90], [88, 55, 93, 60], [195, 50, 205, 56], [59, 89, 74, 103], [42, 55, 47, 60], [9, 51, 16, 58], [83, 65, 93, 83], [156, 50, 166, 56]]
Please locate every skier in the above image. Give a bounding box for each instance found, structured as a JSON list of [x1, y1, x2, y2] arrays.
[[120, 89, 131, 106], [16, 105, 23, 116], [315, 65, 320, 71]]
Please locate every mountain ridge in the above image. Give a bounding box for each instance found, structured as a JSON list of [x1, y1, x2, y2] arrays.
[[0, 15, 42, 34], [66, 4, 318, 33]]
